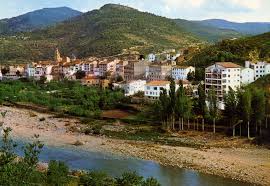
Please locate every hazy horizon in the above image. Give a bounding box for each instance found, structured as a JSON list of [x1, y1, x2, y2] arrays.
[[0, 0, 269, 23]]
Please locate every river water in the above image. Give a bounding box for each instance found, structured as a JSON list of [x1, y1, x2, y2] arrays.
[[9, 139, 252, 186]]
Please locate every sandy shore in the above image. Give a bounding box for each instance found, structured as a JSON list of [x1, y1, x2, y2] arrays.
[[1, 106, 270, 185]]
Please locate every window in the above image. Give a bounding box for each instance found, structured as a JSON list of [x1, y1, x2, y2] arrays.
[[154, 87, 157, 90], [147, 86, 150, 90]]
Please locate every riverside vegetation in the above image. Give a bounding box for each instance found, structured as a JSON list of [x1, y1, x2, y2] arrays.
[[0, 79, 125, 118], [0, 112, 160, 186], [0, 77, 269, 143]]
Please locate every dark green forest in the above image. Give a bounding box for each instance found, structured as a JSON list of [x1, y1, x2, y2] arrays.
[[187, 32, 270, 68]]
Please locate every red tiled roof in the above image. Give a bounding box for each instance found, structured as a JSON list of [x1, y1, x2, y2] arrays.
[[216, 62, 241, 68]]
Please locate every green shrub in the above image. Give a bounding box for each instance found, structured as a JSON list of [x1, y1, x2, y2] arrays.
[[92, 125, 102, 135], [116, 171, 144, 186], [79, 171, 117, 186], [47, 160, 70, 185]]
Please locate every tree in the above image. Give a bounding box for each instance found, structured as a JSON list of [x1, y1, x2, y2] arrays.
[[39, 75, 47, 84], [195, 84, 207, 131], [116, 75, 124, 82], [176, 82, 185, 130], [224, 87, 239, 127], [251, 89, 266, 135], [194, 68, 205, 82], [16, 70, 21, 77], [169, 79, 176, 130], [1, 67, 9, 75], [187, 71, 195, 82], [240, 89, 252, 139], [208, 88, 218, 133], [249, 48, 260, 62], [159, 88, 170, 130], [75, 70, 86, 79]]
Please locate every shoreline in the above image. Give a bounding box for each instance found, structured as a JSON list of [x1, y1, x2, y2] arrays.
[[2, 106, 270, 185]]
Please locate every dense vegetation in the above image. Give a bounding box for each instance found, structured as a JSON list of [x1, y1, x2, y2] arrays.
[[0, 80, 125, 117], [0, 126, 160, 185], [0, 4, 204, 64], [0, 7, 82, 34], [187, 32, 270, 68]]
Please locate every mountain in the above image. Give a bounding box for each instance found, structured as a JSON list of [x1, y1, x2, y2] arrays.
[[196, 19, 270, 35], [0, 4, 203, 63], [174, 19, 242, 42], [187, 32, 270, 68], [0, 7, 82, 34]]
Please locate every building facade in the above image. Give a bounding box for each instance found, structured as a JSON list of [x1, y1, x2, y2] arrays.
[[245, 61, 270, 80], [240, 68, 255, 85], [146, 64, 172, 81], [205, 62, 241, 102], [172, 66, 195, 80]]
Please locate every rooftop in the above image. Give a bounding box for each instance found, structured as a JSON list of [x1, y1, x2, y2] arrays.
[[216, 62, 241, 68], [146, 81, 170, 86], [173, 66, 191, 69]]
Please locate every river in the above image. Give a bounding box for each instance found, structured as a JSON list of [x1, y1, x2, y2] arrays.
[[10, 139, 251, 186]]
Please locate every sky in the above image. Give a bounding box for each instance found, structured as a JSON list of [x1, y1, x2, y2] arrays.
[[0, 0, 269, 22]]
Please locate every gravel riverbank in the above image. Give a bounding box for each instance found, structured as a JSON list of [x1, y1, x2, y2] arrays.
[[1, 106, 269, 186]]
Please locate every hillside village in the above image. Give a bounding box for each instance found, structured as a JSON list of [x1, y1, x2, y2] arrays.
[[1, 47, 270, 109]]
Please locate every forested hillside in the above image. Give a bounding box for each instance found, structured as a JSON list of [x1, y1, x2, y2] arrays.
[[0, 7, 82, 34], [0, 4, 203, 64], [187, 32, 270, 68]]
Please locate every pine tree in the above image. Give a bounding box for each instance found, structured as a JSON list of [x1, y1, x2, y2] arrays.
[[208, 88, 218, 133]]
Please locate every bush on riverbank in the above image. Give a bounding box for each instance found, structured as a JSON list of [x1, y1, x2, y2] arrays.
[[0, 127, 160, 186]]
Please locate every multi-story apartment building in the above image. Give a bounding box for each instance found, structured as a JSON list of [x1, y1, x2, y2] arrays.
[[205, 62, 241, 102], [124, 60, 149, 81], [172, 66, 195, 80], [245, 61, 270, 80], [81, 61, 98, 75], [116, 60, 128, 78], [99, 59, 118, 77], [146, 64, 172, 81]]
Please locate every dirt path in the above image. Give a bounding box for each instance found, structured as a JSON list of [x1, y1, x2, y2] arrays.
[[1, 106, 270, 185]]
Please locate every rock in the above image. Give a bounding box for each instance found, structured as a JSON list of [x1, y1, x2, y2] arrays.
[[73, 140, 84, 146]]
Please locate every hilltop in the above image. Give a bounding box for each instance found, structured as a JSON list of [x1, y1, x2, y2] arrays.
[[0, 4, 205, 63], [197, 19, 270, 35], [174, 19, 242, 42], [0, 7, 82, 34], [187, 32, 270, 68]]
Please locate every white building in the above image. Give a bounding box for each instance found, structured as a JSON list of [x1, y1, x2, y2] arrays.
[[205, 62, 241, 104], [172, 66, 195, 80], [245, 61, 270, 80], [25, 64, 35, 78], [0, 71, 2, 81], [118, 80, 146, 96], [148, 53, 156, 62], [240, 68, 255, 85], [144, 81, 180, 100]]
